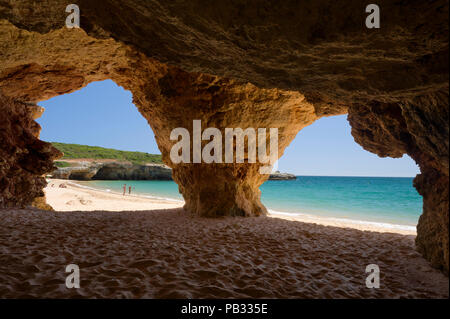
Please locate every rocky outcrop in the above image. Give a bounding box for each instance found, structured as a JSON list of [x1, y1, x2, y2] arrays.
[[414, 168, 449, 275], [51, 162, 172, 181], [0, 94, 61, 208], [51, 165, 99, 180], [347, 92, 449, 272], [269, 172, 296, 180], [31, 195, 54, 211], [53, 161, 292, 182], [0, 1, 448, 271], [94, 163, 172, 180]]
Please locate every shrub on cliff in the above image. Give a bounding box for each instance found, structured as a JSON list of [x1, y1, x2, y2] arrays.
[[51, 142, 163, 165]]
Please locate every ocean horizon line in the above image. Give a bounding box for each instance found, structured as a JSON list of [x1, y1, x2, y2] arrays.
[[290, 174, 416, 178]]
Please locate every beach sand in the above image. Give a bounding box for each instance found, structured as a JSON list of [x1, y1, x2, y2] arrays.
[[44, 179, 184, 212], [0, 179, 447, 298], [45, 179, 416, 235]]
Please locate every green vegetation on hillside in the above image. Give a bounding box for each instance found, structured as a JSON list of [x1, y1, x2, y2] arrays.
[[52, 142, 163, 165], [54, 161, 72, 168]]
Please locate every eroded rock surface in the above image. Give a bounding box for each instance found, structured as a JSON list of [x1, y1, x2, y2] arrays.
[[348, 91, 449, 272], [269, 172, 296, 180], [0, 94, 61, 208], [52, 162, 173, 181], [0, 1, 448, 271]]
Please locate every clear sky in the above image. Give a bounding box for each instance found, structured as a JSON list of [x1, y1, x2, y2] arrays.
[[37, 80, 420, 177]]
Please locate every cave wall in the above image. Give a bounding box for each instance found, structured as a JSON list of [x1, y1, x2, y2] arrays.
[[348, 90, 449, 272], [0, 1, 448, 271], [0, 93, 61, 208], [0, 18, 318, 218]]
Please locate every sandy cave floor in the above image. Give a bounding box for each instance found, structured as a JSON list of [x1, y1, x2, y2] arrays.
[[0, 208, 448, 299]]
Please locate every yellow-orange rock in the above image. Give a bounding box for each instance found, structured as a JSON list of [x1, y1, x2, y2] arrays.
[[0, 1, 448, 272]]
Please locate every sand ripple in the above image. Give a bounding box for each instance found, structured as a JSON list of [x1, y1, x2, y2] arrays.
[[0, 209, 447, 298]]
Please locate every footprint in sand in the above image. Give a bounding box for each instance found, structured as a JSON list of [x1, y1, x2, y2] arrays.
[[79, 198, 92, 205]]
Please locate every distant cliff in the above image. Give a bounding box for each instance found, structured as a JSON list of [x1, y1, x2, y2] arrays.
[[51, 161, 295, 181], [48, 143, 171, 180], [51, 162, 172, 181], [49, 143, 296, 181], [51, 142, 163, 164]]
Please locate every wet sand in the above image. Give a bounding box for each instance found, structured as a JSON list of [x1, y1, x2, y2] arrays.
[[0, 206, 448, 298]]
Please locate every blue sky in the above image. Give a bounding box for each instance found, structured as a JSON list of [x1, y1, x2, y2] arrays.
[[37, 80, 420, 177]]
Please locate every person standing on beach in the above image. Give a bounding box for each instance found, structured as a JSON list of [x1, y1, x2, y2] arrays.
[[129, 186, 132, 195], [123, 184, 126, 196]]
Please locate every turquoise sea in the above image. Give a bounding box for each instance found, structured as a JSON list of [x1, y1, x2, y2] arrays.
[[78, 176, 422, 227]]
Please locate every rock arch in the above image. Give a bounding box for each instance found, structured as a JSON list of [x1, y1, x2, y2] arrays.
[[0, 1, 448, 272]]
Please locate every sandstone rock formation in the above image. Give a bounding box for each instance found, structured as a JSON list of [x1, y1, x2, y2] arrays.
[[269, 172, 296, 180], [0, 94, 61, 208], [51, 162, 173, 180], [51, 165, 99, 180], [0, 1, 448, 272], [93, 163, 173, 181]]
